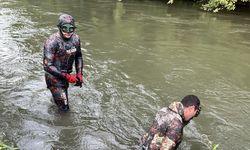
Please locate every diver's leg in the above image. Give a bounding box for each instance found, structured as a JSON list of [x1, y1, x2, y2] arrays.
[[49, 86, 69, 111]]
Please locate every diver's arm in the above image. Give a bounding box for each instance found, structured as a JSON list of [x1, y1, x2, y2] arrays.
[[43, 40, 66, 79]]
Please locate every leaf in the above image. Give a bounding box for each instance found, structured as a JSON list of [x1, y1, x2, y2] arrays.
[[212, 144, 219, 150]]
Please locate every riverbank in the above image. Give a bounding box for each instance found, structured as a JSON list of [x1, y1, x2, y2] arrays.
[[132, 0, 250, 12], [166, 0, 250, 12]]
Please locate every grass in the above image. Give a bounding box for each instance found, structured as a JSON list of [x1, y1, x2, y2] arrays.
[[0, 142, 18, 150]]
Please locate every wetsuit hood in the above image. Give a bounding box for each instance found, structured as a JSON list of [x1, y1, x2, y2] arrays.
[[168, 102, 184, 118], [57, 14, 75, 28]]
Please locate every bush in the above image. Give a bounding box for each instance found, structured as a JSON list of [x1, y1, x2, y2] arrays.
[[167, 0, 250, 12]]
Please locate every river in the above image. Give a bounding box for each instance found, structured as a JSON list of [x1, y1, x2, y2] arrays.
[[0, 0, 250, 149]]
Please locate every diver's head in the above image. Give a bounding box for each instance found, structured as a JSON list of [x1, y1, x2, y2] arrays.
[[57, 14, 76, 39], [181, 95, 201, 121]]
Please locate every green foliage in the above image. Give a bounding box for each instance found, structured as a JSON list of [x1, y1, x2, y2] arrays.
[[167, 0, 250, 12], [212, 143, 219, 150], [0, 142, 18, 150], [202, 0, 237, 12]]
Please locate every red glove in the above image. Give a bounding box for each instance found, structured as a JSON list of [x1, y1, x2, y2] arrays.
[[64, 74, 77, 83], [76, 73, 83, 82]]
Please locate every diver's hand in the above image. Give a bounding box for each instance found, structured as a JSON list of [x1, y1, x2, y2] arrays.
[[64, 73, 77, 83], [75, 73, 83, 87]]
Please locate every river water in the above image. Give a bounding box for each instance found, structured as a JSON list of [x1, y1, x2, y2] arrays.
[[0, 0, 250, 149]]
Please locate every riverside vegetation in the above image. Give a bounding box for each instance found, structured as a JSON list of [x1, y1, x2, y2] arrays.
[[167, 0, 250, 12]]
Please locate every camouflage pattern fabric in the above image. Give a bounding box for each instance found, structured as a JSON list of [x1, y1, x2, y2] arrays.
[[141, 102, 185, 150], [43, 31, 83, 88], [49, 86, 69, 111]]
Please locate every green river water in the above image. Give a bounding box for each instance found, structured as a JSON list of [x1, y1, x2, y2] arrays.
[[0, 0, 250, 149]]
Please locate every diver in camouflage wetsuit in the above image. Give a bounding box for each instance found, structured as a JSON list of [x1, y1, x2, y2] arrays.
[[43, 14, 83, 111], [141, 95, 201, 150]]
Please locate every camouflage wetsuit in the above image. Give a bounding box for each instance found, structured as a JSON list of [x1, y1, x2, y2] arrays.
[[43, 31, 83, 110], [141, 102, 186, 150]]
